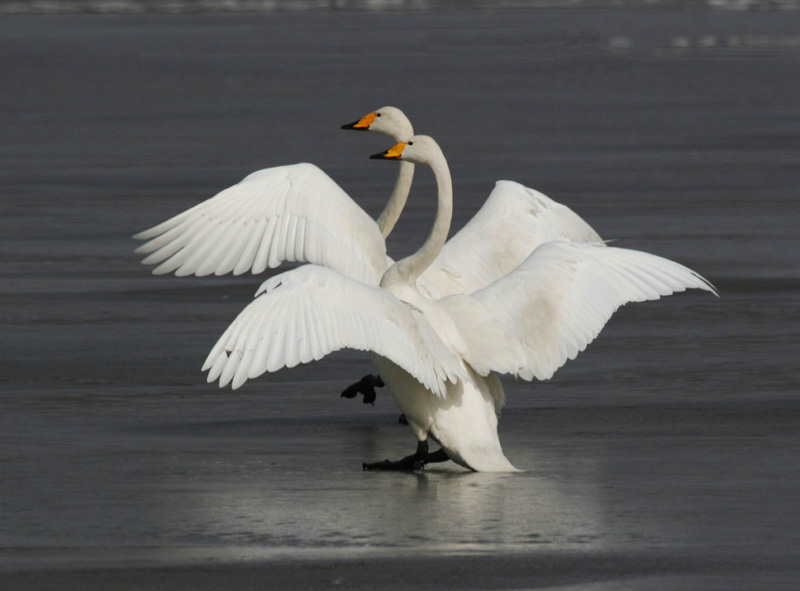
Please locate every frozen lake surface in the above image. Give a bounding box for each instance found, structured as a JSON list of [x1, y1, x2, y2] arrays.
[[2, 8, 799, 590]]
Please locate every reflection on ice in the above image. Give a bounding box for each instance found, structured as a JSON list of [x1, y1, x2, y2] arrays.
[[146, 430, 613, 557]]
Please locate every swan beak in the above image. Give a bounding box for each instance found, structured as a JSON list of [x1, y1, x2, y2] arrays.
[[341, 112, 377, 131], [370, 142, 407, 160]]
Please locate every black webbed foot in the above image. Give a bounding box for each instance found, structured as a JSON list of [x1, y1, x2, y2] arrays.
[[362, 457, 426, 471], [422, 449, 449, 464], [362, 441, 450, 471], [341, 374, 385, 405]]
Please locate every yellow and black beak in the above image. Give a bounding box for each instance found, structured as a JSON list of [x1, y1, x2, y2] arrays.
[[341, 112, 377, 131], [370, 142, 406, 160]]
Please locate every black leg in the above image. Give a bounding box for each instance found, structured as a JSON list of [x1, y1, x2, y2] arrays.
[[341, 374, 384, 405], [363, 441, 450, 471]]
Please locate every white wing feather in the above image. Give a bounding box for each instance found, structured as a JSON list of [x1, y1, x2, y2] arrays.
[[470, 241, 717, 381], [417, 181, 603, 298], [202, 265, 468, 396], [134, 163, 387, 285]]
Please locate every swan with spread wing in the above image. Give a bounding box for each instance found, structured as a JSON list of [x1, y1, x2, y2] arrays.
[[203, 136, 716, 472], [133, 107, 414, 285]]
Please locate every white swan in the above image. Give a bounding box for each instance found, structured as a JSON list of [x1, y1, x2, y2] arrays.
[[202, 136, 716, 472], [133, 106, 415, 284]]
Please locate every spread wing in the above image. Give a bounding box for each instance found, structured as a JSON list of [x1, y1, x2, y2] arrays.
[[467, 241, 717, 381], [417, 181, 603, 298], [202, 265, 468, 396], [134, 163, 388, 285]]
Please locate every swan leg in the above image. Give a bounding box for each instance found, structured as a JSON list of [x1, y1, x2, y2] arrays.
[[363, 440, 449, 471], [341, 374, 384, 405]]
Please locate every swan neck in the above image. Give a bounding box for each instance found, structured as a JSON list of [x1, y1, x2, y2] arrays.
[[376, 161, 414, 238], [391, 154, 452, 287]]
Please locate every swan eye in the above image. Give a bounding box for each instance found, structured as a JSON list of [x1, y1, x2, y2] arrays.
[[376, 112, 382, 117], [408, 141, 414, 145]]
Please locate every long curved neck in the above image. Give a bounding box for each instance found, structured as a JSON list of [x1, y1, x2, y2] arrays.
[[382, 153, 452, 289], [375, 161, 414, 238]]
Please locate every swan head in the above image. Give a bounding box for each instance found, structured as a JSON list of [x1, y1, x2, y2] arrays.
[[341, 106, 413, 141], [369, 135, 443, 167]]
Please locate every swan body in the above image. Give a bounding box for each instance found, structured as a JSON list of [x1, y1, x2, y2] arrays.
[[372, 356, 516, 472], [203, 136, 716, 472]]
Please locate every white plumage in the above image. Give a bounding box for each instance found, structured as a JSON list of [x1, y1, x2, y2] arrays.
[[418, 179, 603, 298], [464, 241, 715, 381], [204, 265, 468, 396], [203, 136, 716, 472], [135, 163, 389, 285], [134, 107, 605, 297]]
